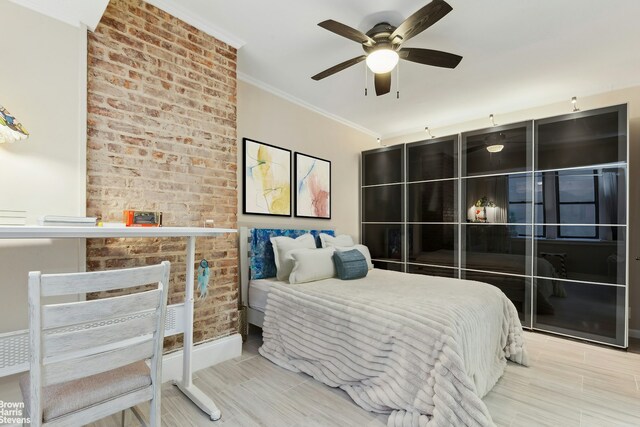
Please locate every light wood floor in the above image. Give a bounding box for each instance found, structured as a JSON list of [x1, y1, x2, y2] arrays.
[[90, 331, 640, 427]]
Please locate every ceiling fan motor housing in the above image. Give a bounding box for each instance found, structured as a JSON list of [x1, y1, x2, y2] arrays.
[[364, 22, 399, 53]]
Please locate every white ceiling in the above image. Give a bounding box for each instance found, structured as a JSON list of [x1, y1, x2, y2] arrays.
[[16, 0, 640, 137], [9, 0, 109, 31]]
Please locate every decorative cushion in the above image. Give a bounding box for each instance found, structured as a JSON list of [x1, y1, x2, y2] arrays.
[[250, 229, 334, 279], [288, 247, 336, 284], [319, 233, 354, 248], [334, 244, 374, 270], [270, 234, 317, 281], [20, 361, 151, 423], [333, 249, 369, 280]]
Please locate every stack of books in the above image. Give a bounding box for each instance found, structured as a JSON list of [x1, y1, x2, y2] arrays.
[[38, 215, 97, 227]]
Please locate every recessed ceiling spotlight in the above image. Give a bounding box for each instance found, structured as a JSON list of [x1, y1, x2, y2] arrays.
[[486, 144, 504, 153]]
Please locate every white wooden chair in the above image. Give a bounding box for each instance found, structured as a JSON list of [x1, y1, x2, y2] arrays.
[[20, 261, 171, 427]]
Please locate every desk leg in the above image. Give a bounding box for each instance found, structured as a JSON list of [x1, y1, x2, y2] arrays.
[[173, 236, 222, 421]]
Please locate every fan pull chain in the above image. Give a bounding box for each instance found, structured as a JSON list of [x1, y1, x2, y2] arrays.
[[396, 61, 400, 99], [364, 65, 368, 96]]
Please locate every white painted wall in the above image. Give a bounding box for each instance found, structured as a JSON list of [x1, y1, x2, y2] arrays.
[[383, 85, 640, 334], [237, 79, 378, 240], [0, 1, 86, 333]]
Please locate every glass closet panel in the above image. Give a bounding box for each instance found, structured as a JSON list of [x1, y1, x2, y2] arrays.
[[461, 122, 533, 326], [362, 145, 405, 270], [406, 136, 459, 278], [533, 104, 627, 347]]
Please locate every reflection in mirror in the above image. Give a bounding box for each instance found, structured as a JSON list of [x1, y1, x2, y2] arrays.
[[363, 224, 403, 261], [362, 185, 403, 222], [408, 224, 457, 267], [536, 107, 627, 170], [535, 226, 626, 285], [463, 174, 532, 223], [407, 137, 457, 181], [462, 123, 531, 176], [408, 181, 457, 222], [534, 167, 626, 228], [362, 146, 404, 185], [533, 279, 624, 345], [408, 264, 457, 278], [462, 225, 532, 276], [461, 270, 530, 325], [372, 261, 404, 272]]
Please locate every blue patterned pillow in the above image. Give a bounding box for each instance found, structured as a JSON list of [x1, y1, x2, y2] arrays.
[[333, 249, 368, 280], [250, 229, 334, 279]]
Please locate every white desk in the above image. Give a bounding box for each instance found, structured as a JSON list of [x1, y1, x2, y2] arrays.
[[0, 225, 236, 421]]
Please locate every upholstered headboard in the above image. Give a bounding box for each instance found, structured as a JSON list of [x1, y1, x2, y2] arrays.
[[239, 227, 335, 308]]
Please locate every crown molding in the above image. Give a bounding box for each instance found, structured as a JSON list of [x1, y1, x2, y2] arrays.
[[238, 72, 378, 138], [144, 0, 245, 49]]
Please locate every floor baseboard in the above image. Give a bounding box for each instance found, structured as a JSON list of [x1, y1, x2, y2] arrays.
[[629, 329, 640, 339], [162, 333, 243, 383]]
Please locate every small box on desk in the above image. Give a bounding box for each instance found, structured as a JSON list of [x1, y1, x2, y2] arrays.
[[123, 210, 162, 227]]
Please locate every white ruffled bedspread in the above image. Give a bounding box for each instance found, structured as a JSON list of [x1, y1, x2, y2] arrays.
[[259, 269, 528, 427]]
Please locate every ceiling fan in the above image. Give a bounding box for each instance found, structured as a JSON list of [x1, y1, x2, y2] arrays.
[[311, 0, 462, 96]]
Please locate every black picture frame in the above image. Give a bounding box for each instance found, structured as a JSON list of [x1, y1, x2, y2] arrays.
[[242, 137, 292, 217], [294, 152, 331, 219]]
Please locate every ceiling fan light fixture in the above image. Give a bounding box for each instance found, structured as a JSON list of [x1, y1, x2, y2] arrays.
[[486, 144, 504, 153], [366, 48, 399, 74]]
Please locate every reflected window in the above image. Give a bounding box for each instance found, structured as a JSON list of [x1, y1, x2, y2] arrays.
[[507, 175, 534, 237], [556, 170, 598, 238]]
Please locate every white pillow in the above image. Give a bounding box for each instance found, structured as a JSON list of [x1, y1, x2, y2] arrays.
[[334, 244, 374, 270], [319, 233, 355, 248], [288, 247, 336, 284], [270, 234, 317, 281]]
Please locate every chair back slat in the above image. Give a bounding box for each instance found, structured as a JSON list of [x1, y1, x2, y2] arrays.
[[42, 338, 154, 386], [40, 263, 167, 297], [27, 261, 171, 427], [42, 288, 161, 330], [43, 315, 156, 358]]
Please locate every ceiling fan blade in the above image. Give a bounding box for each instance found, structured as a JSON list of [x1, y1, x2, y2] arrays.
[[399, 48, 462, 68], [390, 0, 453, 44], [318, 20, 375, 45], [311, 55, 367, 81], [374, 72, 391, 96]]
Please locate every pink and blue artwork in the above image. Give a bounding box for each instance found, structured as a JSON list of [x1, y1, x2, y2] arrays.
[[295, 153, 331, 219]]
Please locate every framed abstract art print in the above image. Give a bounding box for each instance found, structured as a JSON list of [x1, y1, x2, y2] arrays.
[[243, 138, 291, 216], [294, 152, 331, 219]]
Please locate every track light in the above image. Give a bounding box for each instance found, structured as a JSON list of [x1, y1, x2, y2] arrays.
[[424, 127, 435, 139], [489, 114, 497, 126], [377, 137, 381, 144], [571, 96, 579, 112]]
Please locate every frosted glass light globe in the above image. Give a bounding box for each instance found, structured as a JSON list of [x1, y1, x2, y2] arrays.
[[366, 49, 399, 74]]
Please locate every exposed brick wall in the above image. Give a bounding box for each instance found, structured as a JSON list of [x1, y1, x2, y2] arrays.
[[86, 0, 238, 351]]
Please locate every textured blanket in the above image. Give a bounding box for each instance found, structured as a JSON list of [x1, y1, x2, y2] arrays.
[[259, 269, 528, 427]]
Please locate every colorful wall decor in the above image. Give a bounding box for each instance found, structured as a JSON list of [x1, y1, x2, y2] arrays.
[[243, 138, 291, 216], [295, 152, 331, 219]]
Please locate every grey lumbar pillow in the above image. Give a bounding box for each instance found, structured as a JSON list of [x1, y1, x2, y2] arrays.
[[333, 249, 368, 280]]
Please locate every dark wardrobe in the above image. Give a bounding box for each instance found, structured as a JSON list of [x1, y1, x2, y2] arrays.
[[361, 104, 628, 347]]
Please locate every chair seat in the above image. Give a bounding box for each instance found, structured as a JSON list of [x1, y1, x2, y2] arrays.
[[20, 361, 151, 423]]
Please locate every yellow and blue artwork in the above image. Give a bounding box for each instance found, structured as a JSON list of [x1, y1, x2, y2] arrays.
[[243, 138, 291, 216]]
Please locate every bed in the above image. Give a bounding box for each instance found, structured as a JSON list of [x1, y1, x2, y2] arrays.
[[239, 227, 528, 427]]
